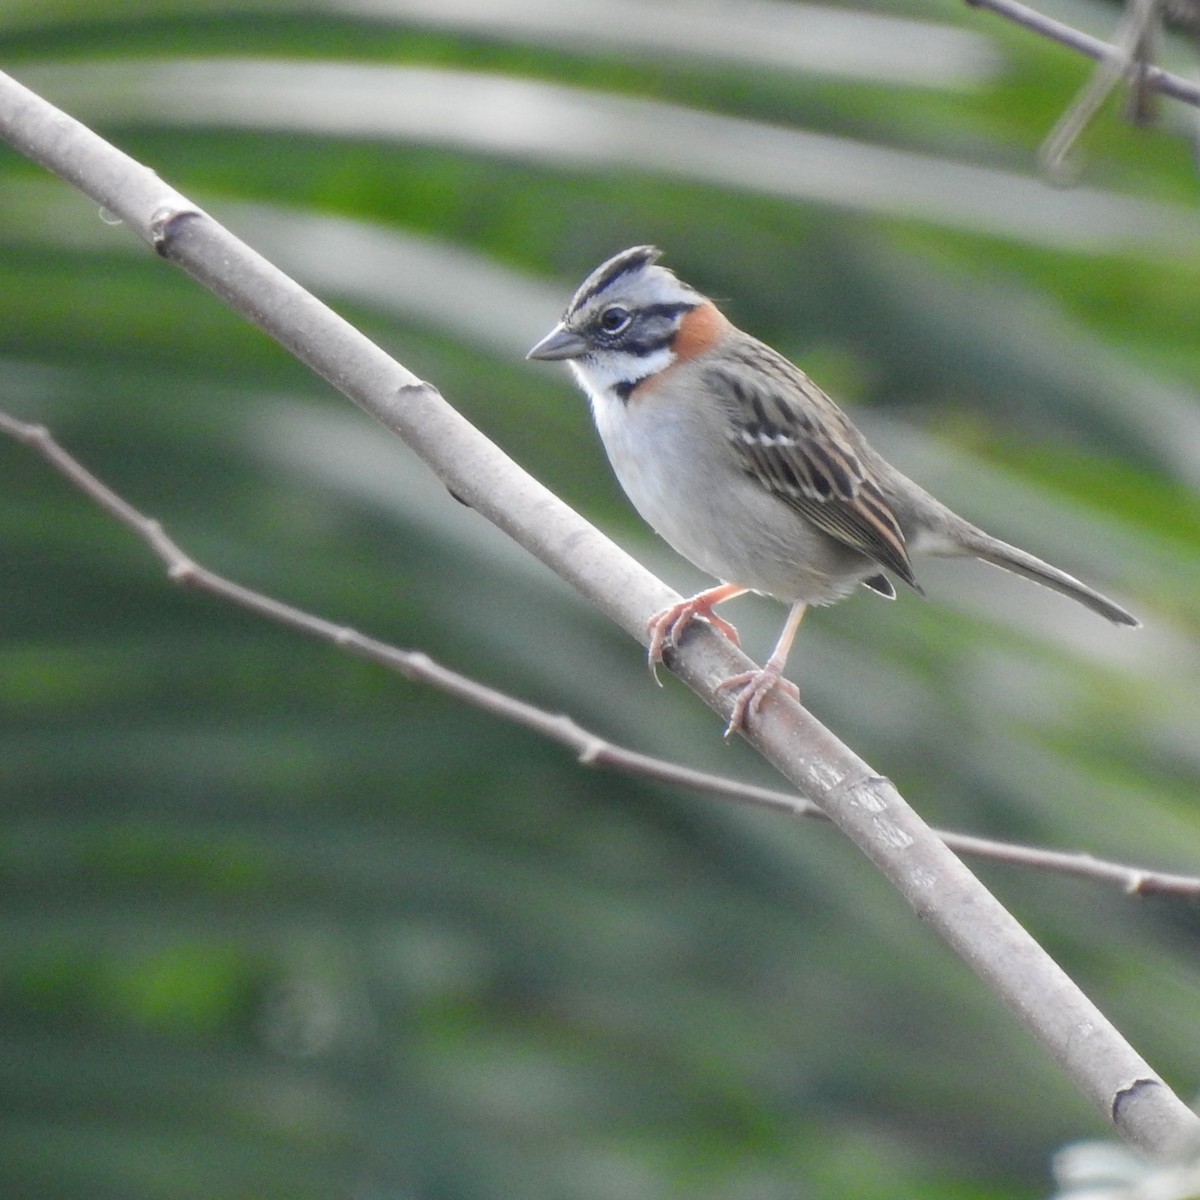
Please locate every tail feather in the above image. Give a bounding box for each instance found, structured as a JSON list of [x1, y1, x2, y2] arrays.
[[955, 529, 1139, 628]]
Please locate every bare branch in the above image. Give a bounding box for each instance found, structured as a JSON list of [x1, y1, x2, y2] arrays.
[[1, 68, 1196, 1153], [965, 0, 1200, 107], [5, 408, 1198, 900], [1040, 0, 1164, 178]]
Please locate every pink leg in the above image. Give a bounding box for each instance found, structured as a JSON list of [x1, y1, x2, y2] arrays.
[[647, 583, 747, 670], [716, 601, 807, 736]]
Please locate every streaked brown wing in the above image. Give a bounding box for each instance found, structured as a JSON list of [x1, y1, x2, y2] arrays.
[[705, 348, 918, 588]]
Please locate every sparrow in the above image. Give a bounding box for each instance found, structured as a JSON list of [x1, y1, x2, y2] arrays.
[[527, 246, 1139, 734]]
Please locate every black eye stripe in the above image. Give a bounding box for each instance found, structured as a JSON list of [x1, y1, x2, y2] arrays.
[[637, 302, 694, 321], [592, 301, 692, 330]]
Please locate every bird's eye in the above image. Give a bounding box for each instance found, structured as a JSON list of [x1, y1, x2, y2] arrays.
[[598, 306, 631, 334]]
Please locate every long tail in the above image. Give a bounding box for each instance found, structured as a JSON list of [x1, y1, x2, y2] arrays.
[[954, 527, 1139, 627]]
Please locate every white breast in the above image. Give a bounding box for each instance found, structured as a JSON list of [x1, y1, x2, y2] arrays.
[[585, 382, 870, 605]]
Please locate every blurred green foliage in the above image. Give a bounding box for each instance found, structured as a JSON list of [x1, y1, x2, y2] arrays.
[[2, 2, 1200, 1197]]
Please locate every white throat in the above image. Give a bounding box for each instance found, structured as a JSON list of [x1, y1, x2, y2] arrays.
[[568, 345, 676, 406]]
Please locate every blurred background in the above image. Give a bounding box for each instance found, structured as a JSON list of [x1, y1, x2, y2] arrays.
[[2, 1, 1200, 1197]]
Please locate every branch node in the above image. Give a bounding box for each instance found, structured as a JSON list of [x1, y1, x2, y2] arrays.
[[150, 205, 204, 257], [1124, 869, 1150, 895], [18, 419, 50, 445], [1108, 1076, 1196, 1156], [166, 558, 198, 583], [1113, 1077, 1158, 1114], [827, 772, 894, 813], [397, 379, 441, 403], [576, 734, 607, 765]]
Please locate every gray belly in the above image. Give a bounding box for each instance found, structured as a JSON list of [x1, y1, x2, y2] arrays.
[[593, 396, 874, 605]]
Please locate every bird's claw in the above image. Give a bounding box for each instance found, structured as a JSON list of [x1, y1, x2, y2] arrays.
[[646, 598, 741, 677], [716, 668, 800, 738]]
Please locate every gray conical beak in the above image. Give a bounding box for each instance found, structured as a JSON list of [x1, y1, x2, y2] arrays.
[[526, 323, 591, 361]]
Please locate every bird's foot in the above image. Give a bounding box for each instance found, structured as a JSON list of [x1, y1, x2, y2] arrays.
[[646, 589, 742, 683], [715, 665, 800, 737]]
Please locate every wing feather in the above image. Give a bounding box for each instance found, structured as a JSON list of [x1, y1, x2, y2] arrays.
[[707, 344, 919, 589]]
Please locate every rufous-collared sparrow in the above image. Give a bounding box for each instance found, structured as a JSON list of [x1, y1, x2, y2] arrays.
[[528, 246, 1138, 734]]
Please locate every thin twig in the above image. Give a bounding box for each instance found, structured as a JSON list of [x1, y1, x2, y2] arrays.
[[965, 0, 1200, 107], [4, 407, 1197, 900], [1040, 0, 1165, 179]]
